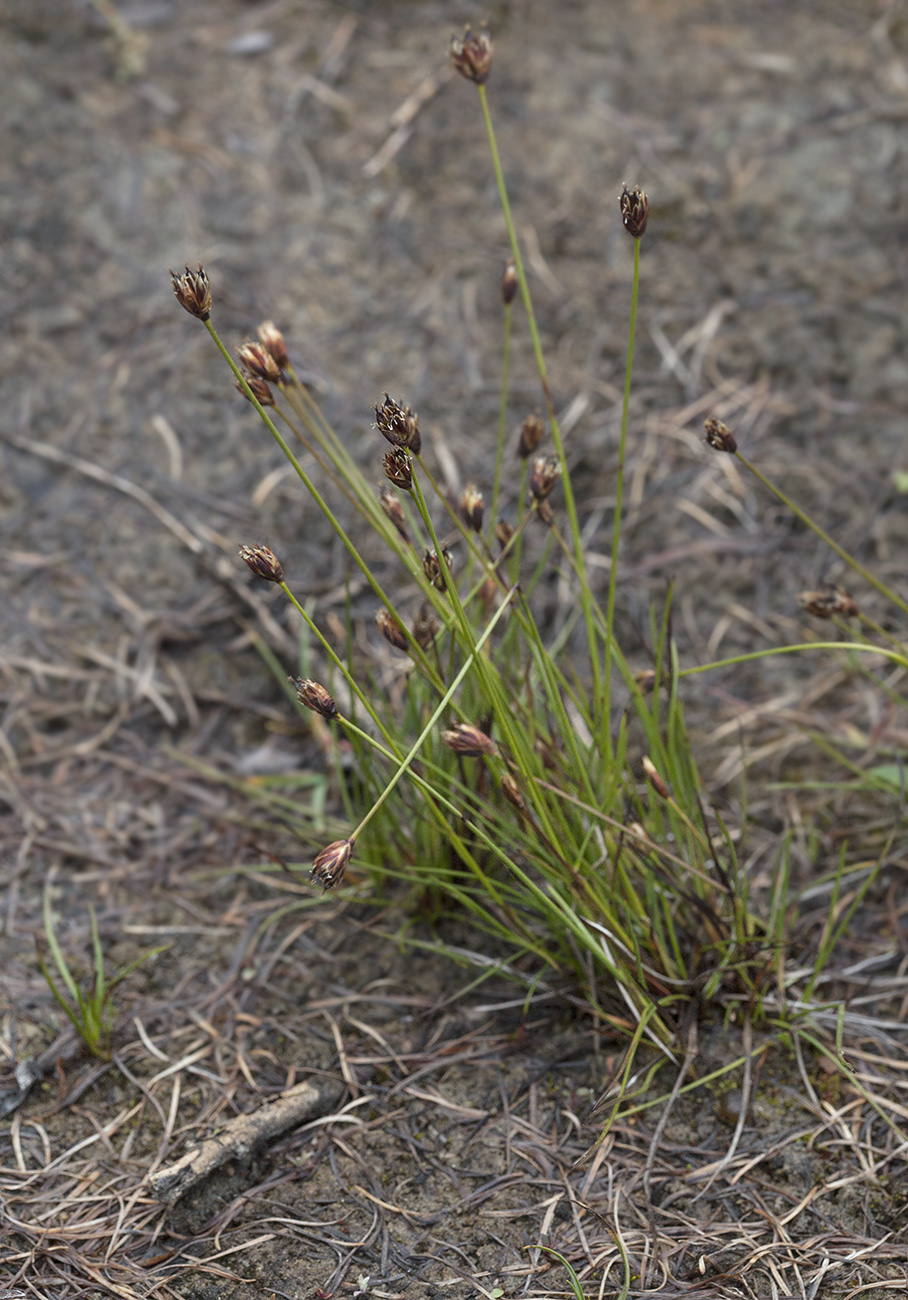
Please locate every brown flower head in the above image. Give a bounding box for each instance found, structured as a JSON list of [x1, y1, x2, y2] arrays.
[[703, 417, 737, 454], [256, 320, 289, 370], [310, 838, 353, 890], [450, 25, 493, 85], [383, 447, 412, 492], [374, 394, 421, 454], [619, 183, 649, 239], [376, 608, 409, 651], [518, 413, 545, 459], [423, 547, 453, 592], [378, 485, 410, 541], [642, 755, 670, 799], [170, 265, 212, 321], [239, 543, 283, 584], [441, 722, 498, 758], [412, 605, 439, 649], [529, 455, 561, 501], [293, 677, 339, 719], [460, 484, 484, 533], [536, 499, 555, 526], [237, 341, 282, 384], [235, 373, 275, 406], [501, 258, 518, 306], [798, 587, 859, 619]]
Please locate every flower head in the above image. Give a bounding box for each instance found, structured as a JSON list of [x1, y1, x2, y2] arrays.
[[450, 26, 493, 85], [619, 184, 649, 239], [239, 544, 283, 583], [310, 839, 353, 890], [170, 265, 212, 320]]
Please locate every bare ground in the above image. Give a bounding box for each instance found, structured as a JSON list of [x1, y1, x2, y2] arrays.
[[2, 1, 908, 1296]]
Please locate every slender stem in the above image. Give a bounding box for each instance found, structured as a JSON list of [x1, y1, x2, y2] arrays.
[[736, 451, 908, 619], [476, 84, 601, 705], [678, 641, 908, 676], [350, 590, 514, 841], [490, 303, 511, 531], [604, 235, 641, 746]]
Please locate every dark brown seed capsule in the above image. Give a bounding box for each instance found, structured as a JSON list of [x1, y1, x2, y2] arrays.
[[423, 547, 452, 592], [383, 447, 412, 491], [256, 320, 289, 370], [310, 838, 353, 890], [379, 485, 410, 541], [798, 587, 859, 619], [619, 183, 649, 239], [169, 265, 212, 321], [518, 413, 545, 459], [441, 723, 497, 757], [236, 373, 275, 406], [376, 608, 409, 651], [529, 455, 561, 501], [374, 393, 421, 454], [460, 484, 484, 533], [501, 258, 518, 306], [703, 417, 737, 454], [450, 25, 493, 85], [239, 544, 283, 583], [237, 342, 282, 384], [293, 678, 338, 719], [642, 755, 669, 799]]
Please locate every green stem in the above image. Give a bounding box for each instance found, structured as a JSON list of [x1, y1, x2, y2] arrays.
[[678, 641, 908, 676], [350, 589, 514, 841], [604, 234, 641, 748], [476, 83, 600, 708], [490, 302, 511, 531], [737, 451, 908, 619]]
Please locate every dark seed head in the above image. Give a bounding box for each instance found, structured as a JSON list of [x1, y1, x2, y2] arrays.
[[460, 484, 484, 533], [310, 838, 353, 890], [529, 455, 561, 501], [236, 374, 275, 406], [450, 25, 493, 85], [441, 722, 497, 757], [256, 320, 289, 370], [423, 547, 452, 592], [376, 608, 409, 651], [501, 258, 518, 306], [293, 678, 338, 719], [379, 485, 410, 541], [374, 393, 421, 454], [619, 183, 649, 239], [237, 341, 282, 384], [239, 543, 283, 583], [642, 755, 670, 799], [798, 587, 859, 619], [703, 417, 738, 454], [518, 413, 545, 459], [383, 447, 412, 491], [170, 265, 212, 321]]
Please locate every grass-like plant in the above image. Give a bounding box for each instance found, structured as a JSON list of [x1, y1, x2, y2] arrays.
[[168, 25, 908, 1070], [37, 883, 166, 1060]]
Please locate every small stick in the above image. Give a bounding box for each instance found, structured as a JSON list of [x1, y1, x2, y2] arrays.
[[148, 1078, 345, 1205]]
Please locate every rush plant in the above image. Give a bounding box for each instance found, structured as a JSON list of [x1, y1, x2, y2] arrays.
[[168, 25, 908, 1065]]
